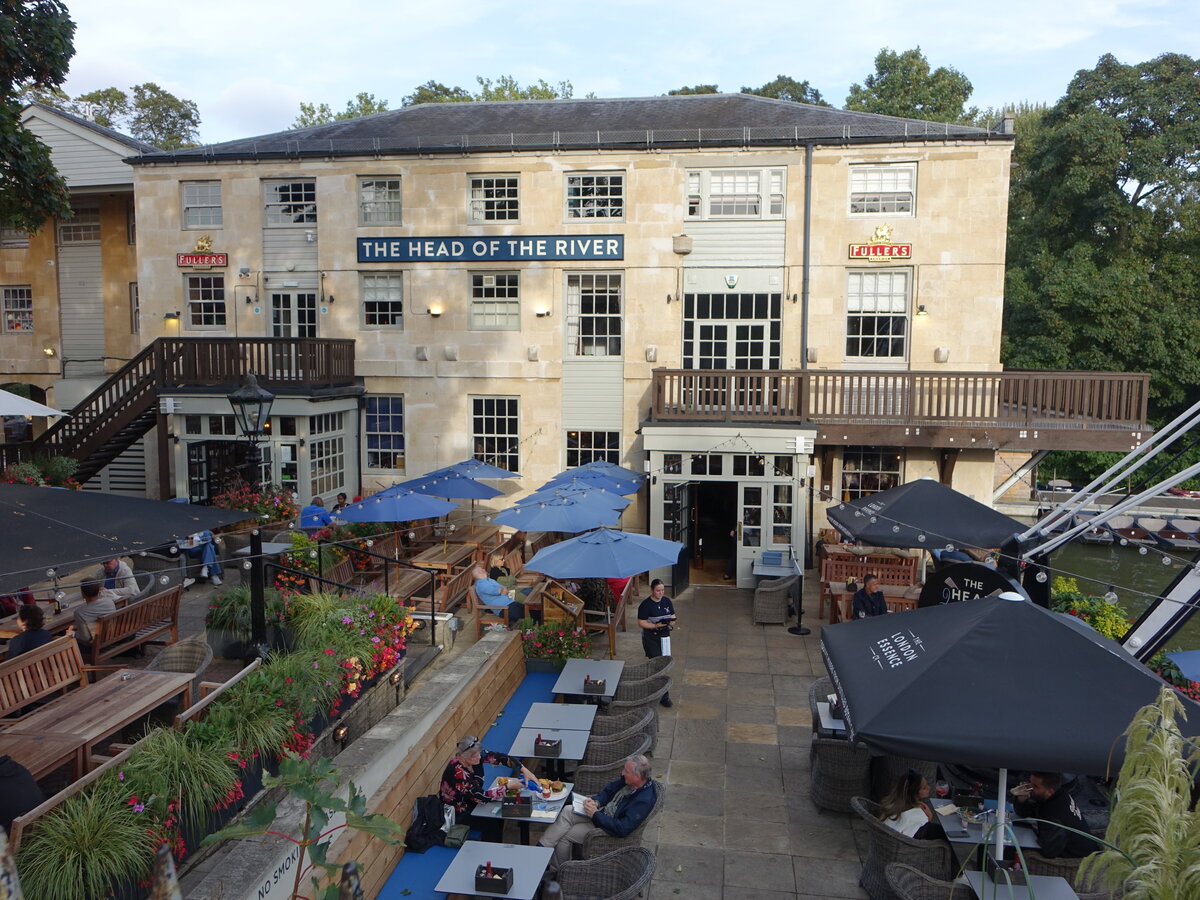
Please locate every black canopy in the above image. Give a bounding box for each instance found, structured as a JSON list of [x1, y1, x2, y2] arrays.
[[820, 595, 1200, 775], [0, 484, 245, 592], [826, 478, 1022, 551]]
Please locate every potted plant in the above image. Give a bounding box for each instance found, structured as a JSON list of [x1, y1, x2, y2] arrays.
[[211, 478, 299, 531], [205, 584, 287, 657], [517, 617, 591, 673]]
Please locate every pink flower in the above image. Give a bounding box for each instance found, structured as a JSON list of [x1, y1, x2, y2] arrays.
[[342, 617, 353, 624]]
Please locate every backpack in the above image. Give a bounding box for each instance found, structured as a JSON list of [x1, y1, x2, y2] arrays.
[[404, 794, 448, 853]]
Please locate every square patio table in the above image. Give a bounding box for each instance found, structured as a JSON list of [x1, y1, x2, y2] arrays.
[[962, 870, 1079, 900], [552, 658, 624, 700], [931, 799, 1041, 850], [434, 840, 553, 899], [233, 542, 294, 556], [522, 702, 597, 732], [816, 701, 847, 733], [472, 778, 574, 845], [510, 728, 589, 761]]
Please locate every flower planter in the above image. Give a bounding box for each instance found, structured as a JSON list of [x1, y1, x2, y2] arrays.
[[206, 627, 249, 660], [524, 657, 566, 674]]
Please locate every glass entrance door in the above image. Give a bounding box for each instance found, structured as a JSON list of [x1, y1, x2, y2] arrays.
[[734, 484, 765, 585], [664, 482, 691, 593], [270, 292, 318, 337]]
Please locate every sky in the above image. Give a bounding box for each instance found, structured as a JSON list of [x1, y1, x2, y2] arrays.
[[58, 0, 1199, 145]]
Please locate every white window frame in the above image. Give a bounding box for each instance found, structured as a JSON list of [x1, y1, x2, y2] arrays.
[[565, 272, 623, 357], [309, 435, 345, 497], [59, 206, 100, 242], [845, 268, 910, 363], [849, 164, 916, 216], [0, 228, 29, 249], [841, 447, 903, 502], [469, 271, 520, 331], [2, 286, 33, 333], [358, 177, 403, 225], [184, 274, 227, 330], [264, 179, 317, 227], [472, 396, 520, 474], [129, 282, 140, 334], [686, 168, 785, 220], [566, 430, 620, 467], [182, 181, 223, 229], [360, 272, 404, 329], [365, 396, 405, 471], [564, 172, 625, 220], [469, 174, 519, 223]]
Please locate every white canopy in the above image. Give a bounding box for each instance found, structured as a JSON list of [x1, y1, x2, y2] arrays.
[[0, 390, 66, 417]]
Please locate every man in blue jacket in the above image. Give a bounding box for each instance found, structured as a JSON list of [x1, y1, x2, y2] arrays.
[[539, 755, 657, 880]]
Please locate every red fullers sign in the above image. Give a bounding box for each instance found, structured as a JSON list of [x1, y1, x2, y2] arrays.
[[848, 242, 912, 260], [176, 253, 228, 267]]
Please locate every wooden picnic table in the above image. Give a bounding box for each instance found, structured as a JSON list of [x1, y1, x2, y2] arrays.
[[15, 668, 193, 770], [389, 569, 435, 601], [0, 601, 75, 641], [0, 729, 85, 780], [409, 542, 476, 572], [444, 524, 504, 554]]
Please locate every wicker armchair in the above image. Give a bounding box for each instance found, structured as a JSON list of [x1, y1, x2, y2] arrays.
[[145, 637, 214, 704], [132, 552, 187, 589], [578, 782, 665, 859], [558, 846, 656, 900], [871, 755, 939, 802], [810, 737, 872, 812], [572, 733, 652, 795], [885, 863, 970, 900], [851, 797, 953, 900], [605, 673, 671, 710], [753, 574, 799, 625], [591, 707, 657, 750], [622, 655, 674, 683]]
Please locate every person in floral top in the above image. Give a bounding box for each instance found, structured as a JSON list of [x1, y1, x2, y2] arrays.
[[440, 735, 537, 842]]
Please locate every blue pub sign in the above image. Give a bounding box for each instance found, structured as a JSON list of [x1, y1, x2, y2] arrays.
[[357, 235, 624, 263]]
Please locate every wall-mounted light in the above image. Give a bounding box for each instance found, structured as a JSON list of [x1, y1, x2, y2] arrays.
[[42, 347, 56, 358], [389, 668, 403, 686], [163, 311, 181, 321], [789, 293, 798, 304], [428, 307, 443, 318], [915, 305, 928, 317], [297, 438, 306, 448], [665, 293, 675, 304], [327, 295, 335, 304], [535, 308, 551, 318], [332, 723, 349, 744]]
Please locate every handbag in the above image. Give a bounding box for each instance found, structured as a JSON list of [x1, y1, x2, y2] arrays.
[[444, 823, 470, 848]]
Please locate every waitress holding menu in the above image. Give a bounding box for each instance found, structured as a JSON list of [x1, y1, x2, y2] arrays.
[[637, 579, 677, 708]]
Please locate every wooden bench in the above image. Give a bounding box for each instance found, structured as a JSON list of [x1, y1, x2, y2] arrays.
[[435, 564, 474, 613], [818, 555, 919, 620], [540, 580, 584, 627], [0, 635, 91, 723], [827, 584, 921, 624], [83, 586, 181, 665], [582, 576, 634, 659]]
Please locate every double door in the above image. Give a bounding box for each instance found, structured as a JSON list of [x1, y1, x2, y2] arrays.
[[271, 292, 317, 337]]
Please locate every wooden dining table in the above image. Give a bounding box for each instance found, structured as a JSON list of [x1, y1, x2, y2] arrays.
[[445, 524, 504, 554], [0, 729, 86, 780], [0, 601, 76, 640], [14, 668, 194, 770], [409, 542, 477, 573]]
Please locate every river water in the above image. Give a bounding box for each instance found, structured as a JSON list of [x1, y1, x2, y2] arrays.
[[1050, 541, 1200, 652]]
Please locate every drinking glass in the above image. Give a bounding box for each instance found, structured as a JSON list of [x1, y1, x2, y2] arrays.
[[935, 781, 950, 798]]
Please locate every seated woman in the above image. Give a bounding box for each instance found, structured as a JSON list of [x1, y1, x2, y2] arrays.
[[441, 736, 538, 842], [7, 604, 53, 660], [472, 565, 536, 624], [878, 769, 948, 842]]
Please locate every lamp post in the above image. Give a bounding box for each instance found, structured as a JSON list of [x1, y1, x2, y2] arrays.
[[228, 374, 275, 657]]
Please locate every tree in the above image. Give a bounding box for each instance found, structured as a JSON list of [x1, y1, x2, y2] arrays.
[[70, 86, 130, 128], [845, 47, 976, 123], [401, 80, 472, 106], [1003, 53, 1200, 414], [473, 75, 573, 101], [127, 82, 200, 149], [742, 74, 830, 107], [668, 84, 719, 95], [294, 91, 389, 127], [1, 0, 75, 232]]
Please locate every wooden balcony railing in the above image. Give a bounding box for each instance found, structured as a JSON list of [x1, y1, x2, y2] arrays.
[[157, 337, 357, 389], [650, 369, 1150, 430]]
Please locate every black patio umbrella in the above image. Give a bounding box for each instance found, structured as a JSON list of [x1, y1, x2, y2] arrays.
[[820, 593, 1200, 852], [0, 484, 246, 592], [826, 477, 1022, 551]]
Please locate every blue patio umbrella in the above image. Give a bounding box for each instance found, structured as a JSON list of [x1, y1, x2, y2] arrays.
[[555, 459, 644, 482], [388, 472, 503, 501], [429, 458, 517, 480], [1166, 650, 1200, 683], [520, 484, 632, 511], [524, 528, 684, 579], [494, 495, 622, 533], [543, 469, 642, 496], [338, 490, 456, 522]]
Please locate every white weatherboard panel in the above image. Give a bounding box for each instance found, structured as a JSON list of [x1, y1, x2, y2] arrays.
[[58, 242, 105, 376], [562, 359, 623, 430], [683, 220, 786, 267], [22, 116, 134, 187]]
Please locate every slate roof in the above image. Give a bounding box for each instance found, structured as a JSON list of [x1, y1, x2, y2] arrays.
[[25, 102, 159, 153], [128, 93, 1006, 164]]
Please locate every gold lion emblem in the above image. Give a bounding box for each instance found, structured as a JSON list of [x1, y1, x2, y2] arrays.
[[871, 224, 894, 244], [193, 234, 213, 253]]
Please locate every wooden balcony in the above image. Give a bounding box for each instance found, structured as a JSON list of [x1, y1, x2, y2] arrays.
[[157, 337, 357, 391], [648, 369, 1152, 451]]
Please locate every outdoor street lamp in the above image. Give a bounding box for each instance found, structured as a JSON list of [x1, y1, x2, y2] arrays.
[[227, 373, 275, 491], [227, 373, 275, 660]]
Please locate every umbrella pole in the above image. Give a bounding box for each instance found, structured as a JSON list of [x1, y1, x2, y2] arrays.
[[994, 767, 1008, 861]]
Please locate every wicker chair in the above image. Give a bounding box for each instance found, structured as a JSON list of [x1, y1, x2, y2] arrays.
[[559, 846, 656, 900], [621, 655, 674, 683], [810, 737, 872, 812], [572, 733, 652, 795], [871, 755, 939, 802], [604, 673, 671, 711], [851, 797, 953, 900], [753, 574, 799, 625], [132, 552, 187, 589], [145, 637, 214, 704], [578, 782, 666, 860], [885, 863, 970, 900], [591, 707, 657, 750]]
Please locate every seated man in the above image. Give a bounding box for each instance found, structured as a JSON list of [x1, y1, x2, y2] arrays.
[[180, 532, 223, 586], [472, 564, 535, 624], [98, 556, 140, 603], [852, 574, 888, 619], [300, 497, 334, 529], [67, 580, 117, 651], [539, 755, 657, 881], [1012, 772, 1100, 858]]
